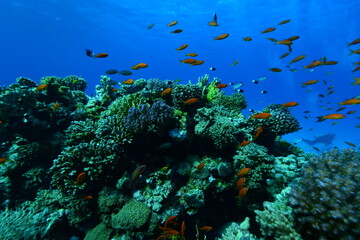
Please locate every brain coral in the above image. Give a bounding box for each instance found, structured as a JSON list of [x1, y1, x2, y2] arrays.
[[288, 148, 360, 240]]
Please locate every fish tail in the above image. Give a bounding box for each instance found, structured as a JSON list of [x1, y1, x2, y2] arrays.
[[316, 116, 325, 122], [348, 50, 354, 56]]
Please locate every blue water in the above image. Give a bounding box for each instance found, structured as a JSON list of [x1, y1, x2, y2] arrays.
[[1, 0, 359, 150]]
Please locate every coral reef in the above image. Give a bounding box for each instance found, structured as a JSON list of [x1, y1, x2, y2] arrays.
[[289, 148, 360, 239]]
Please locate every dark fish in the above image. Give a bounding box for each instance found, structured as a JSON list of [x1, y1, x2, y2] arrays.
[[209, 67, 216, 71], [213, 12, 218, 23], [147, 23, 155, 29], [118, 70, 132, 76], [85, 48, 95, 57], [303, 110, 310, 113], [105, 69, 119, 74], [260, 90, 267, 94], [252, 80, 259, 84], [236, 89, 245, 93], [171, 29, 183, 33]]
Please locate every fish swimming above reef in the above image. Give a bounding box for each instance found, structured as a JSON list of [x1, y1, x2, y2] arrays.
[[301, 133, 336, 146]]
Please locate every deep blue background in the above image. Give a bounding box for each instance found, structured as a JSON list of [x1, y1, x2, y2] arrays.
[[1, 0, 359, 150]]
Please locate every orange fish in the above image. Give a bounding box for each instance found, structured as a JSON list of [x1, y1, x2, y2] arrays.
[[323, 60, 338, 65], [176, 44, 188, 51], [279, 52, 290, 59], [348, 49, 360, 55], [197, 162, 205, 170], [275, 40, 293, 46], [94, 53, 108, 58], [339, 99, 360, 105], [81, 196, 94, 201], [347, 38, 360, 47], [304, 60, 323, 69], [208, 21, 218, 26], [199, 226, 213, 231], [167, 21, 178, 27], [51, 102, 60, 111], [345, 141, 356, 147], [181, 221, 186, 239], [316, 113, 346, 122], [130, 164, 146, 187], [123, 79, 134, 85], [351, 77, 360, 85], [131, 63, 148, 70], [112, 88, 118, 92], [191, 60, 204, 65], [35, 84, 48, 92], [164, 216, 177, 228], [253, 126, 263, 140], [278, 19, 291, 25], [216, 83, 228, 89], [353, 62, 360, 65], [261, 27, 276, 33], [237, 168, 251, 177], [0, 157, 9, 164], [289, 55, 306, 65], [237, 187, 249, 198], [161, 88, 172, 96], [287, 36, 300, 41], [243, 37, 252, 41], [0, 120, 3, 125], [352, 66, 360, 73], [302, 80, 318, 86], [171, 29, 183, 33], [186, 53, 198, 57], [236, 141, 251, 148], [269, 68, 282, 72], [267, 37, 278, 42], [75, 172, 86, 185], [327, 85, 335, 90], [184, 97, 199, 105], [282, 101, 299, 107], [214, 33, 230, 40], [181, 58, 197, 64], [251, 113, 272, 119], [236, 178, 246, 189]]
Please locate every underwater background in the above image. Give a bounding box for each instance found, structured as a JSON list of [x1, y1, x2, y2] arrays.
[[0, 0, 360, 239]]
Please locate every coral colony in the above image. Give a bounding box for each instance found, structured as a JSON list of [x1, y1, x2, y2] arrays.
[[0, 74, 359, 239]]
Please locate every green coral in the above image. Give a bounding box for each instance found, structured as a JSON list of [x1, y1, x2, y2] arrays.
[[205, 79, 224, 102], [212, 92, 247, 112], [107, 93, 147, 117]]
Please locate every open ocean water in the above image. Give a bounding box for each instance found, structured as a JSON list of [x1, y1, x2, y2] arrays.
[[0, 0, 359, 239]]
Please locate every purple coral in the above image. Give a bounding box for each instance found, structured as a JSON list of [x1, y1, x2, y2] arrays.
[[122, 101, 176, 135]]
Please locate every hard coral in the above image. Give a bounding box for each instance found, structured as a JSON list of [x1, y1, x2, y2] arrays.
[[288, 148, 360, 240]]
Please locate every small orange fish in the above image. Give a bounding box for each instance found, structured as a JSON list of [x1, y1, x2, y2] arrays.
[[0, 120, 3, 125], [167, 21, 178, 27], [35, 84, 48, 92], [345, 141, 356, 147], [51, 102, 60, 111], [123, 79, 134, 85], [267, 37, 278, 42], [191, 60, 205, 65], [214, 33, 230, 40], [275, 40, 293, 45], [237, 168, 251, 176], [131, 63, 148, 70], [94, 53, 108, 58], [282, 101, 299, 107], [251, 113, 272, 119], [347, 111, 356, 114], [339, 99, 360, 105], [199, 226, 213, 231], [216, 83, 228, 89], [184, 98, 199, 105], [181, 58, 197, 64], [236, 178, 246, 189], [304, 60, 323, 69], [243, 37, 252, 41], [287, 36, 300, 41], [236, 141, 251, 148], [279, 52, 290, 59], [186, 53, 198, 57], [261, 27, 276, 33], [208, 21, 218, 26], [112, 88, 118, 92], [81, 195, 94, 201], [352, 66, 360, 73], [348, 49, 360, 55], [323, 60, 338, 65], [176, 44, 188, 51], [237, 187, 249, 198], [181, 221, 186, 239], [269, 67, 282, 72], [0, 157, 9, 164], [347, 38, 360, 47], [253, 126, 263, 140], [164, 216, 177, 228], [197, 162, 205, 170], [171, 29, 183, 33], [289, 55, 306, 65], [278, 19, 291, 25], [316, 113, 346, 122], [302, 80, 318, 86], [327, 85, 335, 90], [75, 172, 86, 185], [161, 88, 172, 96]]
